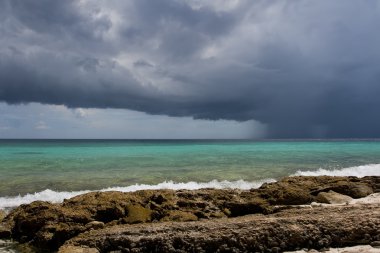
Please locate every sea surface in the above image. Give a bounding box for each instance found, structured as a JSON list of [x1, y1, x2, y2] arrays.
[[1, 139, 380, 211]]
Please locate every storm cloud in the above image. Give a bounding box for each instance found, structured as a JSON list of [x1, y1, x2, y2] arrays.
[[1, 0, 380, 138]]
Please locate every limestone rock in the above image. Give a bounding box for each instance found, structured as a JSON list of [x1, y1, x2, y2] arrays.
[[121, 205, 152, 224], [0, 224, 11, 239], [161, 210, 198, 222], [351, 184, 374, 198], [3, 176, 378, 252], [288, 245, 380, 253], [371, 241, 380, 248], [0, 210, 6, 222], [0, 211, 9, 239], [316, 190, 353, 204], [85, 221, 104, 230], [61, 203, 380, 253], [58, 245, 99, 253]]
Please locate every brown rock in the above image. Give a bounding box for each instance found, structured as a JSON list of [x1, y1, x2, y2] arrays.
[[7, 201, 63, 242], [3, 176, 378, 252], [259, 178, 313, 205], [0, 210, 9, 239], [0, 224, 11, 238], [310, 179, 374, 198], [58, 245, 99, 253], [0, 210, 6, 222], [85, 221, 105, 230], [161, 210, 198, 222], [350, 184, 374, 198], [316, 190, 353, 204], [225, 198, 270, 216], [61, 203, 380, 253], [122, 205, 152, 224]]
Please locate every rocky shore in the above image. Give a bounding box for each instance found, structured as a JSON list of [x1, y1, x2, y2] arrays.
[[1, 176, 380, 252]]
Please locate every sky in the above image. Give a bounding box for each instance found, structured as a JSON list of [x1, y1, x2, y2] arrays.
[[1, 0, 380, 139]]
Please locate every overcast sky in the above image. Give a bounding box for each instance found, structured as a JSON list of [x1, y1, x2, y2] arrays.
[[1, 0, 380, 139]]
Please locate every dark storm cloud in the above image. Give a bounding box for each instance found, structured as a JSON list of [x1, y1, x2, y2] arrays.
[[1, 0, 380, 138]]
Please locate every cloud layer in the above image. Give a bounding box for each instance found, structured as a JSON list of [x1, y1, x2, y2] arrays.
[[1, 0, 380, 138], [0, 103, 262, 139]]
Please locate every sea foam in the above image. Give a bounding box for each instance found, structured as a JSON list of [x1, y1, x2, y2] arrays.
[[0, 179, 274, 210], [1, 163, 380, 211], [294, 163, 380, 177]]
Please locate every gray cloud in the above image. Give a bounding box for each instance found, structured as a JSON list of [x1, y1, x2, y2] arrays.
[[1, 0, 380, 138]]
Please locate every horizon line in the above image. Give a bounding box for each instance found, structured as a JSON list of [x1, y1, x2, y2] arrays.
[[1, 138, 380, 141]]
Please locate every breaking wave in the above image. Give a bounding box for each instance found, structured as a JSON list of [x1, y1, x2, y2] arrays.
[[1, 163, 380, 211], [295, 163, 380, 177], [0, 179, 274, 210]]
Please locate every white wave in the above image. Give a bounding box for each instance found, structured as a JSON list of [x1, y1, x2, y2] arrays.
[[295, 163, 380, 177], [0, 189, 91, 211], [0, 179, 275, 210]]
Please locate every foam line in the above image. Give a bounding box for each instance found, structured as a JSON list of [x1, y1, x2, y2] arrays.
[[294, 163, 380, 177], [2, 163, 380, 211], [0, 179, 274, 210]]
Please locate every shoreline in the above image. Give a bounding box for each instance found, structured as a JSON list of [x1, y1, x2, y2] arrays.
[[1, 175, 380, 252]]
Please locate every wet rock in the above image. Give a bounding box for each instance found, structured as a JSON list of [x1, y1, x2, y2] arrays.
[[370, 241, 380, 248], [316, 191, 353, 204]]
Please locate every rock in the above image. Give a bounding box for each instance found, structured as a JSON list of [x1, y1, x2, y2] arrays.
[[0, 239, 11, 247], [5, 201, 63, 242], [3, 176, 378, 252], [121, 205, 152, 224], [257, 176, 375, 205], [258, 178, 313, 205], [85, 221, 104, 230], [370, 241, 380, 248], [61, 203, 380, 253], [289, 245, 380, 253], [0, 224, 11, 238], [0, 210, 6, 222], [316, 191, 353, 204], [161, 210, 198, 222], [310, 179, 374, 199], [58, 245, 99, 253], [350, 184, 374, 198]]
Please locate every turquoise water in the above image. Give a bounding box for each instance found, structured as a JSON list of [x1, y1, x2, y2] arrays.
[[1, 140, 380, 201], [0, 140, 379, 253]]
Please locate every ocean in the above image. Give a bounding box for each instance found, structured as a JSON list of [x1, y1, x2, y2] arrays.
[[1, 139, 380, 211]]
